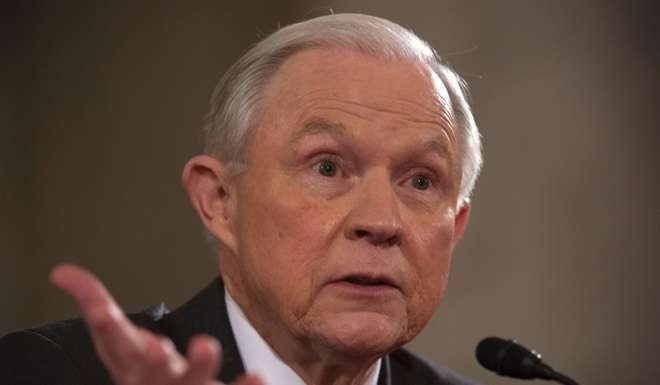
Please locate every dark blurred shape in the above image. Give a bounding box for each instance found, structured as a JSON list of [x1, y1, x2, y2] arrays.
[[476, 337, 579, 385]]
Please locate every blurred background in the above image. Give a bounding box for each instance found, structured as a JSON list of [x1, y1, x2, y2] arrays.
[[2, 1, 659, 384]]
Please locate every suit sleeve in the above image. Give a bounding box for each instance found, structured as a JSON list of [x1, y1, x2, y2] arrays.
[[0, 330, 83, 385]]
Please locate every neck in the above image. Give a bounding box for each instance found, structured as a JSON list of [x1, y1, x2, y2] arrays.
[[270, 334, 381, 385], [224, 287, 382, 385]]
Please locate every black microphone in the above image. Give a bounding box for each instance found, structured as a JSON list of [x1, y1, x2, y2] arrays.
[[475, 337, 580, 385]]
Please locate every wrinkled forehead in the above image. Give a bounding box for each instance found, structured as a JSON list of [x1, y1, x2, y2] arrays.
[[258, 47, 454, 131]]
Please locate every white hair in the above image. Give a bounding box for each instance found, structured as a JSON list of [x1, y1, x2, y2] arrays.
[[203, 13, 482, 203]]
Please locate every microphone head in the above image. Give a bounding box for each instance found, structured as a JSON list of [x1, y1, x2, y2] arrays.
[[476, 337, 551, 380]]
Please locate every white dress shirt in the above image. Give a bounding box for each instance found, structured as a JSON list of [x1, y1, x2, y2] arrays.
[[225, 290, 382, 385]]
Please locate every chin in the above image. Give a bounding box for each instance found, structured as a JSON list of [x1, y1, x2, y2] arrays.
[[312, 311, 408, 358]]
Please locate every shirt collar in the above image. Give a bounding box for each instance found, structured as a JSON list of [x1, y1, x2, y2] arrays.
[[225, 289, 381, 385]]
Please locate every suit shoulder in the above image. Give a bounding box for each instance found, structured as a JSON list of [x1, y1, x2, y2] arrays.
[[388, 348, 482, 385], [0, 303, 168, 385], [0, 329, 83, 385]]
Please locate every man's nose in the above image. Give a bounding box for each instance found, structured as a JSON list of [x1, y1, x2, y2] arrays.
[[344, 171, 403, 247]]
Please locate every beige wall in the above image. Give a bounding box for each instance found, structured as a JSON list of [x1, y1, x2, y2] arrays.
[[2, 2, 659, 385]]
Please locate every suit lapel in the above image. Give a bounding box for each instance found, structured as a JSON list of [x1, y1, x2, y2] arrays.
[[158, 277, 246, 383]]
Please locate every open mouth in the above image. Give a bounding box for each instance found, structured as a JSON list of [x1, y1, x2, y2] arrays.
[[341, 274, 397, 288]]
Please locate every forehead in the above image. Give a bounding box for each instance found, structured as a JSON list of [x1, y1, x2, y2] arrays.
[[248, 47, 459, 164], [261, 47, 453, 126]]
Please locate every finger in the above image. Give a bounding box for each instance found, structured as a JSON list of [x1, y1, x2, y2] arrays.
[[177, 335, 221, 385], [230, 373, 266, 385], [138, 330, 187, 383], [50, 264, 144, 372], [141, 329, 182, 367], [144, 332, 186, 374]]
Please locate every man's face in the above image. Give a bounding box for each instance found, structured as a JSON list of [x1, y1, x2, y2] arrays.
[[219, 48, 469, 359]]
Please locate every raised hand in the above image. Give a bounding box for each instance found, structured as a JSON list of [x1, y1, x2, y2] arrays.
[[50, 264, 263, 385]]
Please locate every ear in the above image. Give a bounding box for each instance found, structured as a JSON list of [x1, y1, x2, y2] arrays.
[[181, 155, 239, 255], [451, 201, 471, 250]]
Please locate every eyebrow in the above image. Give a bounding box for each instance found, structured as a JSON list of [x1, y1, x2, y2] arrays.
[[423, 137, 451, 160], [289, 116, 453, 161], [288, 117, 350, 147]]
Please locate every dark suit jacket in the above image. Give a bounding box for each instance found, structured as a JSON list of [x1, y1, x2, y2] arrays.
[[0, 278, 480, 385]]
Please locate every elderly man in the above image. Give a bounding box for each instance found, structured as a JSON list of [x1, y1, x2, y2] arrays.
[[0, 13, 482, 385]]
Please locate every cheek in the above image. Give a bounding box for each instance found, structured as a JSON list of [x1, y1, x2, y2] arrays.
[[405, 211, 457, 328], [235, 177, 343, 304]]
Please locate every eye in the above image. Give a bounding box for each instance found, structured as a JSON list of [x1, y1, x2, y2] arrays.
[[410, 174, 431, 190], [316, 160, 338, 177]]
